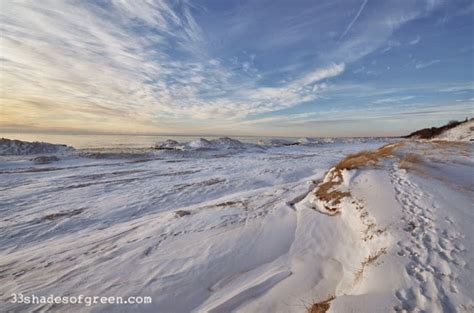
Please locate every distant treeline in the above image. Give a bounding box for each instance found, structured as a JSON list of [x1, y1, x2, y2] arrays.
[[404, 118, 472, 139]]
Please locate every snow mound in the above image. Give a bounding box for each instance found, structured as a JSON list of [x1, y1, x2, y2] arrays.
[[434, 119, 473, 142], [297, 137, 319, 145], [0, 138, 74, 156], [257, 138, 298, 147], [321, 137, 336, 144], [153, 139, 182, 150], [296, 137, 339, 145], [188, 137, 261, 151], [188, 138, 214, 149], [212, 137, 246, 149], [154, 137, 262, 153]]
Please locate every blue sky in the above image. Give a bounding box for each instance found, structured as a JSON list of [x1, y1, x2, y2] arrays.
[[1, 0, 473, 136]]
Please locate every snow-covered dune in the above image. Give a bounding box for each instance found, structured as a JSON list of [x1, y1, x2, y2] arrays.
[[405, 118, 473, 141], [299, 140, 473, 312], [434, 119, 473, 142]]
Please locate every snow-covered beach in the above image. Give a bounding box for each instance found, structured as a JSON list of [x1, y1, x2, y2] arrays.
[[1, 121, 473, 312], [2, 0, 473, 311]]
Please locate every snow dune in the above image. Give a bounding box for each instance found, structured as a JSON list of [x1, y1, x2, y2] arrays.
[[434, 119, 473, 142], [301, 140, 473, 312], [0, 134, 472, 312]]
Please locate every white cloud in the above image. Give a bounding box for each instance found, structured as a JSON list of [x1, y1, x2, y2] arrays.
[[439, 83, 474, 92], [297, 63, 345, 85], [415, 59, 440, 69], [372, 96, 415, 104], [408, 35, 421, 45], [0, 0, 348, 132], [381, 40, 401, 53], [326, 1, 442, 64], [0, 0, 458, 135]]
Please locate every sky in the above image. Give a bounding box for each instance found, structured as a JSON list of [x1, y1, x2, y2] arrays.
[[1, 0, 473, 137]]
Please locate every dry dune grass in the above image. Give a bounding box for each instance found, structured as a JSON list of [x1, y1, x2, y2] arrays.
[[430, 141, 472, 157], [307, 296, 335, 313], [313, 140, 468, 215], [398, 153, 423, 170], [313, 143, 402, 213], [175, 210, 191, 218], [335, 143, 401, 171], [364, 248, 387, 265], [354, 248, 387, 282], [43, 208, 85, 221], [314, 169, 350, 210], [430, 140, 470, 148]]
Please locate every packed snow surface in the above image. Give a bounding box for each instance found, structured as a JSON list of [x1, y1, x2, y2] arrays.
[[0, 136, 472, 312]]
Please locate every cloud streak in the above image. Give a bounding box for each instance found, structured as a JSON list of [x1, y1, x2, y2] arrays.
[[415, 59, 440, 69]]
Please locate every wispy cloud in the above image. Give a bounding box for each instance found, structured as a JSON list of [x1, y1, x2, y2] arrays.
[[381, 40, 401, 53], [408, 35, 421, 45], [338, 0, 369, 41], [439, 83, 474, 92], [326, 1, 442, 64], [0, 0, 349, 133], [415, 59, 440, 69], [0, 0, 471, 136], [372, 96, 415, 104]]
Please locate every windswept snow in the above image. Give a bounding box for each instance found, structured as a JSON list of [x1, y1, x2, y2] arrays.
[[0, 136, 472, 312]]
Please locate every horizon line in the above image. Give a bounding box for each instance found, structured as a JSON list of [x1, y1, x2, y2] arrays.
[[0, 130, 403, 139]]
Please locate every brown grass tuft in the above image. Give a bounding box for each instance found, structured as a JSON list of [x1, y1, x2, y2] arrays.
[[364, 248, 387, 265], [354, 248, 387, 282], [398, 153, 423, 170], [335, 143, 400, 171], [313, 143, 402, 214], [44, 208, 84, 221], [175, 210, 191, 218], [314, 176, 350, 208], [307, 296, 335, 313]]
